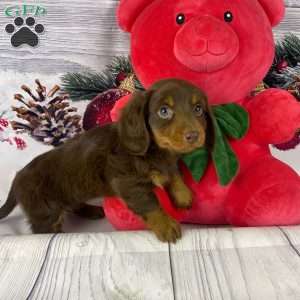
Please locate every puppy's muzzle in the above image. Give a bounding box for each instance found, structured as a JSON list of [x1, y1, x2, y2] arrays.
[[184, 131, 200, 144]]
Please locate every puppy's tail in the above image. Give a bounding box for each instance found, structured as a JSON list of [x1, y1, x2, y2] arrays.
[[0, 187, 17, 219]]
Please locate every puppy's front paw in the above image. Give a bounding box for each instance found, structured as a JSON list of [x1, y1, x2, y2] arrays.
[[171, 182, 193, 209], [143, 209, 182, 243], [150, 170, 169, 188]]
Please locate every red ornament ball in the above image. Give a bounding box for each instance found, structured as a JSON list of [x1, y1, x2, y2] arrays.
[[116, 72, 127, 85], [276, 60, 289, 72], [0, 118, 9, 128], [83, 88, 130, 130]]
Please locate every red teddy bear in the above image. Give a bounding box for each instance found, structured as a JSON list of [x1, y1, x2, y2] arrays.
[[103, 0, 300, 229]]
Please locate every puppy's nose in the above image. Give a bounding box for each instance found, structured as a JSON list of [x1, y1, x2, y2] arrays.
[[184, 131, 199, 144]]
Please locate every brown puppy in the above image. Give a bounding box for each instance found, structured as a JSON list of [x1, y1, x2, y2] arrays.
[[0, 78, 213, 242]]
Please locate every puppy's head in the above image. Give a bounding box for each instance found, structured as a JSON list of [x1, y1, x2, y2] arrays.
[[148, 79, 214, 154], [118, 78, 214, 155]]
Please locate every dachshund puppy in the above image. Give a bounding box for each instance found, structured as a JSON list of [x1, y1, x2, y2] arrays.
[[0, 78, 213, 242]]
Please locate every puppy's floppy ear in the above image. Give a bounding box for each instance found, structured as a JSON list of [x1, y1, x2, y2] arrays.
[[118, 90, 151, 156]]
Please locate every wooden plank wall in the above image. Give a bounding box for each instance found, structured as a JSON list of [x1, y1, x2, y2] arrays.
[[0, 0, 299, 75], [0, 0, 127, 74]]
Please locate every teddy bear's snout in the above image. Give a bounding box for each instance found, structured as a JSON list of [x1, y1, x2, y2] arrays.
[[174, 15, 239, 73]]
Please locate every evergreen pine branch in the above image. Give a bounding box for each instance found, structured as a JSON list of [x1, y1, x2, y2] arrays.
[[106, 56, 134, 77], [106, 56, 144, 90], [272, 64, 300, 88], [61, 56, 144, 101], [274, 42, 286, 65], [264, 34, 300, 88], [61, 72, 117, 101], [282, 33, 300, 65], [134, 76, 145, 91]]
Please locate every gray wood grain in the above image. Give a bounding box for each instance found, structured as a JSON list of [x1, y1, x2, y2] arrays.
[[0, 0, 129, 74], [0, 1, 299, 75], [1, 228, 300, 300], [286, 0, 300, 8], [170, 227, 300, 300], [279, 226, 300, 255], [0, 234, 54, 300], [27, 232, 174, 300], [275, 7, 300, 39]]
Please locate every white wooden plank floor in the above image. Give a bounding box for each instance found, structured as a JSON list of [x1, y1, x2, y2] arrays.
[[0, 227, 300, 300], [170, 227, 300, 300]]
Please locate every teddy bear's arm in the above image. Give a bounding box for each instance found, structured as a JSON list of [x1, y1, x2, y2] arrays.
[[246, 88, 300, 145]]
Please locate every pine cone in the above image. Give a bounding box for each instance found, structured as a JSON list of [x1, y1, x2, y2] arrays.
[[11, 79, 82, 147]]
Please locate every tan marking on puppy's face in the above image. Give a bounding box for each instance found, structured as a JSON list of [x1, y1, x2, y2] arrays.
[[147, 79, 210, 154], [192, 94, 198, 105], [165, 96, 174, 107]]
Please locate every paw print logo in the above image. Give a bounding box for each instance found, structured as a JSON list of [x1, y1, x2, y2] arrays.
[[5, 17, 45, 47]]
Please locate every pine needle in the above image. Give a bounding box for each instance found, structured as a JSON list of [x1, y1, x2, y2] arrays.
[[61, 56, 144, 101]]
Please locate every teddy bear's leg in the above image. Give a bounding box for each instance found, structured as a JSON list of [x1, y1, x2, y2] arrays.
[[225, 156, 300, 226], [103, 187, 186, 231], [103, 196, 146, 230]]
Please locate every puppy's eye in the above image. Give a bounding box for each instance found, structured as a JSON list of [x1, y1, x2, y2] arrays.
[[194, 104, 204, 116], [224, 11, 233, 22], [176, 14, 185, 25], [158, 106, 174, 120]]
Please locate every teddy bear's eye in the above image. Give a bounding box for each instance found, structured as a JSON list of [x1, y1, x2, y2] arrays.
[[224, 11, 233, 22], [176, 14, 185, 25]]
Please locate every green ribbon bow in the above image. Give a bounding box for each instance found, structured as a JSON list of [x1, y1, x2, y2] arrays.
[[182, 103, 249, 186]]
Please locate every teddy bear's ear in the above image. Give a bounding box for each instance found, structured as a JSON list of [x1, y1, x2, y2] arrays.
[[258, 0, 285, 27], [117, 0, 155, 32]]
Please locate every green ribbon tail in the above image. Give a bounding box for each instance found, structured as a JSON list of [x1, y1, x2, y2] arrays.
[[211, 117, 239, 186], [181, 148, 209, 182]]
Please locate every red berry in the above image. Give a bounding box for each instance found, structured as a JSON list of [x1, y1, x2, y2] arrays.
[[277, 60, 289, 72], [14, 137, 27, 150], [0, 118, 9, 128]]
